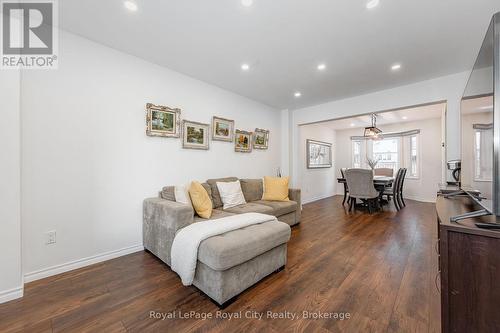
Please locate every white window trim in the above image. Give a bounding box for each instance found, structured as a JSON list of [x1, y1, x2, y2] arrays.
[[351, 140, 365, 169], [473, 128, 493, 182], [405, 134, 421, 180], [351, 140, 359, 168]]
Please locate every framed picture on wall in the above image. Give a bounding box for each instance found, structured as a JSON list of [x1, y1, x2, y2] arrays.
[[212, 116, 235, 142], [253, 128, 269, 149], [146, 103, 181, 137], [235, 129, 252, 153], [182, 120, 210, 150], [307, 139, 332, 169]]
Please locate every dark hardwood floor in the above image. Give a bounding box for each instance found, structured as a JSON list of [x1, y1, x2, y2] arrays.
[[0, 196, 440, 333]]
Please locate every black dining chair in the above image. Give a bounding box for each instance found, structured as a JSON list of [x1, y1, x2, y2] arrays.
[[340, 168, 349, 205], [398, 168, 407, 208], [384, 168, 406, 210]]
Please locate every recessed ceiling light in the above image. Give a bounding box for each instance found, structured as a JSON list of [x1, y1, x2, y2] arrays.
[[317, 63, 326, 71], [402, 116, 408, 120], [241, 63, 250, 71], [391, 63, 402, 71], [124, 1, 138, 11], [241, 0, 253, 7], [294, 92, 302, 98], [350, 123, 355, 127], [366, 0, 379, 9]]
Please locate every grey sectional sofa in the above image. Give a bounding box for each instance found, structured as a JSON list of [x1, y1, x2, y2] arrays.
[[143, 177, 301, 306]]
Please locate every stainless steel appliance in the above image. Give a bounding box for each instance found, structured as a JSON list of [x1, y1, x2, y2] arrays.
[[446, 160, 461, 186]]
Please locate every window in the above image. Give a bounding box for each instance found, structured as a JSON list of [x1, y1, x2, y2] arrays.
[[372, 138, 399, 172], [409, 135, 418, 177], [474, 128, 493, 181], [352, 140, 362, 168]]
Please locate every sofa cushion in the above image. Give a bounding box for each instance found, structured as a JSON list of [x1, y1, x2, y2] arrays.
[[216, 180, 246, 209], [161, 186, 176, 201], [254, 200, 297, 217], [174, 185, 192, 206], [240, 179, 263, 202], [189, 181, 213, 219], [193, 209, 235, 223], [223, 202, 274, 215], [262, 176, 290, 202], [201, 182, 212, 198], [198, 221, 291, 271], [207, 177, 239, 208]]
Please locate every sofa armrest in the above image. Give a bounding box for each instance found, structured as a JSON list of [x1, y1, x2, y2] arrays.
[[143, 198, 193, 231], [288, 188, 301, 206], [289, 188, 301, 223], [143, 198, 194, 265]]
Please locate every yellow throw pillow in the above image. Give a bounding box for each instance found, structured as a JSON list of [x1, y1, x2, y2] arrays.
[[189, 181, 213, 219], [262, 176, 290, 201]]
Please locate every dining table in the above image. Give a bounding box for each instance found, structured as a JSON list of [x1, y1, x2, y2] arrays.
[[337, 175, 394, 204]]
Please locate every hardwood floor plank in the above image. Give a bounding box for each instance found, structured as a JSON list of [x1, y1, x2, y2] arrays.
[[387, 211, 435, 333], [0, 196, 440, 333]]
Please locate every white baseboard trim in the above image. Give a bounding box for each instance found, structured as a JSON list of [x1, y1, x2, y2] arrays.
[[24, 244, 144, 283], [303, 193, 335, 205], [0, 286, 23, 304]]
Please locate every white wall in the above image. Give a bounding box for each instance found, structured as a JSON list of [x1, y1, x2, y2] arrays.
[[289, 71, 470, 187], [0, 70, 23, 302], [20, 31, 282, 280], [334, 118, 443, 202], [280, 109, 291, 177], [298, 124, 336, 203]]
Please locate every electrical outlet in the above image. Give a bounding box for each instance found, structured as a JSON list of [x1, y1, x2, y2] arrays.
[[45, 231, 56, 245]]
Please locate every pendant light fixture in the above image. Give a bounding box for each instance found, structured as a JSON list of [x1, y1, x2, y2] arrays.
[[364, 114, 382, 138]]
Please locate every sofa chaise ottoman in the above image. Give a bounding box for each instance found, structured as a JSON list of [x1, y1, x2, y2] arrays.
[[143, 177, 300, 306]]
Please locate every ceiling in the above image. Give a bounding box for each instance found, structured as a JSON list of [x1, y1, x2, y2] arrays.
[[59, 1, 500, 110], [318, 102, 445, 130]]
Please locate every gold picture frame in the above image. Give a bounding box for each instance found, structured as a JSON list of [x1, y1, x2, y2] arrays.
[[234, 129, 253, 153], [146, 103, 181, 138], [212, 116, 235, 142], [182, 120, 210, 150], [253, 128, 269, 150]]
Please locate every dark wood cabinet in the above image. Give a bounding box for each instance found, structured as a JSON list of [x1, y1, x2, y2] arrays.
[[436, 196, 500, 333]]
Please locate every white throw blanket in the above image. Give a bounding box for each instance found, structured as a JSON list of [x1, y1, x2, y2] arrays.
[[171, 212, 278, 286]]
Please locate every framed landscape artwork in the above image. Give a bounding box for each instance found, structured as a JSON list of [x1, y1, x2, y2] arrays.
[[212, 116, 234, 142], [182, 120, 210, 150], [307, 139, 332, 169], [146, 103, 181, 137], [253, 128, 269, 149], [235, 130, 252, 153]]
